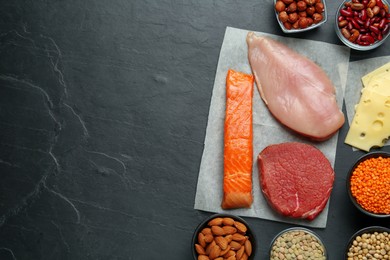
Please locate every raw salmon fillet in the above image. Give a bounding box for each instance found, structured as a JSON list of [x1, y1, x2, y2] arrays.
[[222, 69, 254, 209]]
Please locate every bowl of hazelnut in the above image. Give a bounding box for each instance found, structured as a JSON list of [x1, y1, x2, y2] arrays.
[[274, 0, 328, 33], [335, 0, 390, 50]]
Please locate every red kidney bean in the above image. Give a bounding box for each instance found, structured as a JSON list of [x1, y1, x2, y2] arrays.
[[356, 18, 365, 25], [369, 24, 380, 33], [360, 9, 368, 20], [376, 0, 383, 8], [339, 20, 349, 27], [348, 21, 354, 30], [378, 17, 386, 28], [365, 19, 371, 28], [359, 40, 371, 45], [341, 9, 354, 17], [361, 34, 376, 43], [367, 0, 376, 8], [352, 18, 362, 28]]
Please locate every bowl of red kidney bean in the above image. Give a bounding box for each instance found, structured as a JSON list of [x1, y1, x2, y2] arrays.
[[335, 0, 390, 50]]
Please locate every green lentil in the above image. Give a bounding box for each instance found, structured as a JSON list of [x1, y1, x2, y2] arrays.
[[270, 229, 326, 260]]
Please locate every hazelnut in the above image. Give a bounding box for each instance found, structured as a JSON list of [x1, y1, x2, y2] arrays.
[[286, 2, 297, 13], [299, 17, 309, 28], [288, 12, 299, 23], [297, 1, 307, 11], [275, 0, 286, 12], [312, 13, 323, 23], [279, 11, 289, 22]]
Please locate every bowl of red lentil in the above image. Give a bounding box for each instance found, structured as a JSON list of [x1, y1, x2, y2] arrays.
[[345, 226, 390, 259], [346, 151, 390, 218]]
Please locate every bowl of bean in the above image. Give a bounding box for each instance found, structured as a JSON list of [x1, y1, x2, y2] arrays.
[[269, 227, 327, 259], [346, 151, 390, 218], [192, 213, 257, 260], [335, 0, 390, 50], [274, 0, 328, 33], [345, 226, 390, 259]]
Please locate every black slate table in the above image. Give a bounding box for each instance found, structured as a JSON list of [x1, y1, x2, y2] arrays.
[[0, 1, 389, 259]]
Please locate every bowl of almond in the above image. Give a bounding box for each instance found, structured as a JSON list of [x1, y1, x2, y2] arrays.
[[192, 213, 256, 260]]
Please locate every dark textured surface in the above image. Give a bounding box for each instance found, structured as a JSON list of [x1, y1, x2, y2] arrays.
[[0, 1, 389, 259]]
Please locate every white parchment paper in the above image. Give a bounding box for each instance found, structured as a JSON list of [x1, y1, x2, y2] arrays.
[[344, 56, 390, 149], [194, 27, 351, 228]]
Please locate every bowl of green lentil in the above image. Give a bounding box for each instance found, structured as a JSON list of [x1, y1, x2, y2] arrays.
[[269, 227, 327, 260], [346, 151, 390, 218], [345, 226, 390, 260]]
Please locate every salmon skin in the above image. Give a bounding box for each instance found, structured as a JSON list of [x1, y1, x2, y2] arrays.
[[222, 69, 254, 209]]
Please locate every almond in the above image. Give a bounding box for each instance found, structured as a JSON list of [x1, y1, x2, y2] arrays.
[[236, 246, 245, 260], [224, 250, 236, 258], [204, 233, 214, 243], [198, 255, 210, 260], [222, 226, 237, 235], [198, 232, 206, 248], [214, 258, 223, 260], [209, 245, 221, 260], [232, 233, 246, 242], [201, 227, 212, 235], [195, 244, 206, 255], [222, 217, 235, 226], [225, 234, 233, 244], [219, 245, 231, 256], [215, 236, 228, 250], [208, 217, 223, 226], [206, 241, 216, 255], [240, 252, 248, 260], [229, 241, 242, 251], [244, 239, 252, 256], [226, 256, 236, 260], [211, 226, 225, 236], [233, 221, 247, 234]]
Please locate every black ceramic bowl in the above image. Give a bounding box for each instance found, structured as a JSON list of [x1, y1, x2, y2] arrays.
[[269, 227, 328, 259], [192, 213, 257, 260], [344, 226, 390, 259], [346, 151, 390, 218], [335, 0, 390, 51]]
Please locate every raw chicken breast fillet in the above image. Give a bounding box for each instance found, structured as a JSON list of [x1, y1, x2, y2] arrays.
[[246, 32, 345, 141]]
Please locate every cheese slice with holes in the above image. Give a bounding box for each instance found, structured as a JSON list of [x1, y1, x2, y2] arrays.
[[345, 63, 390, 151], [362, 62, 390, 88]]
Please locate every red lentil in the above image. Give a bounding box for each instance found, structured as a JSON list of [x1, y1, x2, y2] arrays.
[[350, 156, 390, 214]]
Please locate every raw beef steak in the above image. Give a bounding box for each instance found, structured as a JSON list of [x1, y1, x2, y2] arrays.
[[258, 142, 335, 220]]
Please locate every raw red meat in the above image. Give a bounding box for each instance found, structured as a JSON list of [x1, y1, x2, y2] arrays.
[[258, 142, 334, 220]]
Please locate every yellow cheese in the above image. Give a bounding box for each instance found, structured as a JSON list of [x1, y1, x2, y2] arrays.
[[345, 89, 390, 151], [345, 63, 390, 151], [361, 62, 390, 88]]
